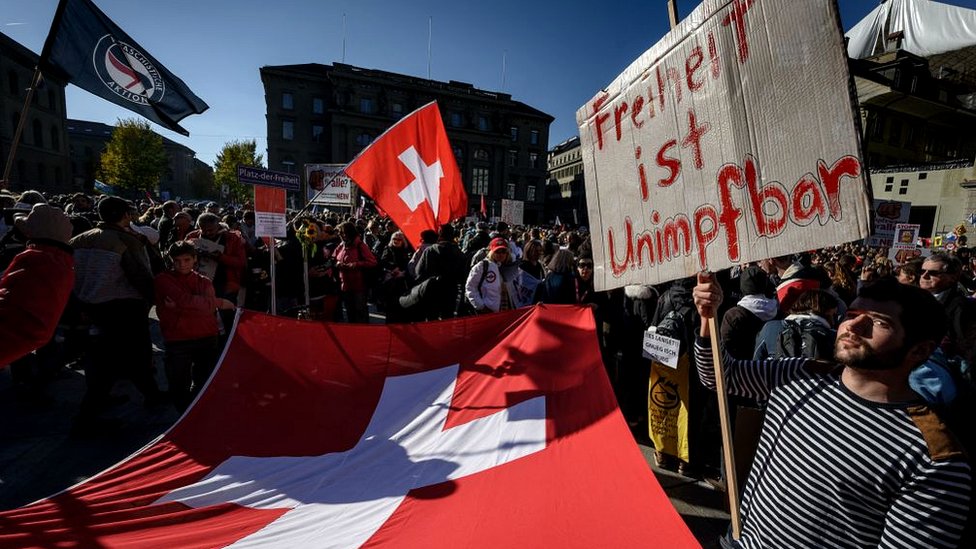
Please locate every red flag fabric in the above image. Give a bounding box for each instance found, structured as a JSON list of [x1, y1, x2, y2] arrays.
[[480, 194, 487, 218], [344, 101, 467, 248], [0, 306, 699, 548]]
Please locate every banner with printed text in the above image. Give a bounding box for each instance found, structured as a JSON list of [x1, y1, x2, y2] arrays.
[[305, 163, 355, 206], [576, 0, 871, 291]]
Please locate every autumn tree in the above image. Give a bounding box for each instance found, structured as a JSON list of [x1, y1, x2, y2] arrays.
[[214, 139, 264, 202], [98, 119, 168, 193]]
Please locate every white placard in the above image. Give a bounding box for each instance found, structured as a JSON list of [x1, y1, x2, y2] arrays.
[[306, 164, 354, 206], [642, 329, 681, 369], [501, 199, 524, 226], [576, 0, 870, 291], [255, 212, 286, 238]]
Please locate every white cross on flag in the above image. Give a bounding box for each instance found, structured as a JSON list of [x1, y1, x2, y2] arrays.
[[0, 306, 699, 548], [345, 101, 467, 248]]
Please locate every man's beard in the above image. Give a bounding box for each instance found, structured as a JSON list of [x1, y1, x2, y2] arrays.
[[833, 334, 903, 371]]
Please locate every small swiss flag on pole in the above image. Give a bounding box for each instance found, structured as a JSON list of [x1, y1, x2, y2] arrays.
[[345, 101, 467, 248], [480, 194, 487, 219]]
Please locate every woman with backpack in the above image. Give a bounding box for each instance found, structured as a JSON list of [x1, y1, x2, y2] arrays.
[[754, 289, 838, 360], [464, 238, 515, 313]]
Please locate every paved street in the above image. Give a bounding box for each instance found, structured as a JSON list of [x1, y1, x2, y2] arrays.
[[0, 317, 729, 547]]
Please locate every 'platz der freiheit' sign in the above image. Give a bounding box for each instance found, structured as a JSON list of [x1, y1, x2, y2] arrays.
[[577, 0, 871, 291]]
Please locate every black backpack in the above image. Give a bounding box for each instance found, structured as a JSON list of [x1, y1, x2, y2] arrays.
[[774, 318, 834, 360], [656, 302, 693, 355]]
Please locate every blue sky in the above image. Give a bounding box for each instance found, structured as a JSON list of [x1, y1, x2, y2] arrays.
[[2, 0, 975, 166]]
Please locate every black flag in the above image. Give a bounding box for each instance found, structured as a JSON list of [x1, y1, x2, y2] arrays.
[[39, 0, 208, 136]]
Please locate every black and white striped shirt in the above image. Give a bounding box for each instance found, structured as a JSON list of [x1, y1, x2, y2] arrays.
[[695, 338, 971, 548]]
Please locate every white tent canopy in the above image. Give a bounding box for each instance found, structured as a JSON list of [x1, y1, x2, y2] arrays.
[[846, 0, 976, 59]]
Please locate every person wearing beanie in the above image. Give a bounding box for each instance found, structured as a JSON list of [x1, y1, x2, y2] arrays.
[[464, 237, 515, 313], [721, 266, 778, 360]]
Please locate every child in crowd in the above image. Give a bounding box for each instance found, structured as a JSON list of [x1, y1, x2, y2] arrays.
[[154, 240, 235, 412]]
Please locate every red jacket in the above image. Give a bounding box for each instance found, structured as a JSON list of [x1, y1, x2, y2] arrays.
[[186, 229, 247, 294], [0, 241, 74, 366], [154, 270, 219, 342], [334, 237, 377, 293]]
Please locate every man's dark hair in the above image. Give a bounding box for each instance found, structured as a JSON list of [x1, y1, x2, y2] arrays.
[[419, 229, 438, 244], [168, 240, 197, 258], [926, 252, 962, 275], [197, 212, 221, 227], [438, 224, 454, 241], [858, 276, 947, 347], [97, 196, 132, 223]]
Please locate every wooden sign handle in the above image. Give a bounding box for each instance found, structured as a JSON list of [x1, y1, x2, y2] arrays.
[[708, 316, 742, 540]]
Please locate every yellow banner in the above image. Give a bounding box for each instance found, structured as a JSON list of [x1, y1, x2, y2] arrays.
[[647, 356, 690, 463]]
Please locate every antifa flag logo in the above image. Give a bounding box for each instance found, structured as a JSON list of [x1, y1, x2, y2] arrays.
[[92, 34, 165, 105]]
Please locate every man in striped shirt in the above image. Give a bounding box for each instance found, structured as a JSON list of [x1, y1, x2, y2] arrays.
[[693, 275, 971, 548]]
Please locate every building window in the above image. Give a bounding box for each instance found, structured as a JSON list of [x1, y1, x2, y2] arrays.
[[8, 71, 18, 96], [898, 178, 909, 195], [529, 152, 539, 169], [530, 130, 539, 145], [527, 185, 536, 202], [50, 125, 60, 151], [356, 132, 373, 147], [510, 126, 519, 142], [282, 92, 294, 110], [508, 149, 518, 167], [506, 182, 516, 199], [453, 145, 463, 163], [360, 97, 375, 114], [919, 172, 927, 180], [884, 183, 893, 192], [474, 148, 489, 162], [312, 97, 324, 114], [391, 102, 404, 118], [312, 124, 325, 142], [472, 167, 489, 195], [282, 120, 294, 140], [281, 160, 295, 174], [32, 119, 43, 147], [478, 115, 490, 131], [450, 111, 463, 127]]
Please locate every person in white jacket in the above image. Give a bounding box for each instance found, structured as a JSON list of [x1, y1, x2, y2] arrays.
[[465, 237, 515, 313]]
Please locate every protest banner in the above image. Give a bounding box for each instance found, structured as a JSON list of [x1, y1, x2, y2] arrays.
[[253, 185, 286, 238], [576, 0, 871, 292], [500, 199, 525, 226], [0, 306, 698, 548], [867, 199, 911, 247], [305, 163, 354, 206], [888, 222, 925, 263], [648, 358, 690, 463]]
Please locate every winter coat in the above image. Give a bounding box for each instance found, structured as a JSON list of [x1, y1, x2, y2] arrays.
[[186, 229, 248, 295], [0, 240, 75, 366], [154, 270, 219, 342], [335, 237, 378, 293], [70, 223, 154, 304], [465, 260, 513, 312]]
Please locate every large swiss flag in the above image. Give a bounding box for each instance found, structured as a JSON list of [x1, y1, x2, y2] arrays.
[[0, 306, 699, 548], [345, 101, 467, 248]]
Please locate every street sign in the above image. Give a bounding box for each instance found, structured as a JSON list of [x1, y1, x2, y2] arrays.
[[237, 165, 300, 192]]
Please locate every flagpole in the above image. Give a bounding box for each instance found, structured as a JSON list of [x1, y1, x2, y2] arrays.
[[667, 0, 742, 536], [427, 16, 432, 80], [1, 68, 43, 187], [341, 13, 347, 63]]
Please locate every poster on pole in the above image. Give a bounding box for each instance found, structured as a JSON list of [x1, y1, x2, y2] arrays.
[[254, 186, 287, 238], [576, 0, 871, 291], [888, 223, 923, 263], [866, 199, 911, 247], [305, 163, 354, 206], [500, 199, 524, 226]]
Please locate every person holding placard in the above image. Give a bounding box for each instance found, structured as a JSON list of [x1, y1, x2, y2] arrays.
[[693, 274, 970, 548]]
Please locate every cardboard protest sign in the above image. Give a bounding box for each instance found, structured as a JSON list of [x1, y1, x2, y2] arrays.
[[501, 199, 524, 226], [576, 0, 871, 291], [306, 163, 354, 206], [254, 185, 287, 238], [867, 199, 911, 247]]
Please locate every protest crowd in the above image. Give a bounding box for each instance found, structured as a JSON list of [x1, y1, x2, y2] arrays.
[[2, 185, 975, 546]]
